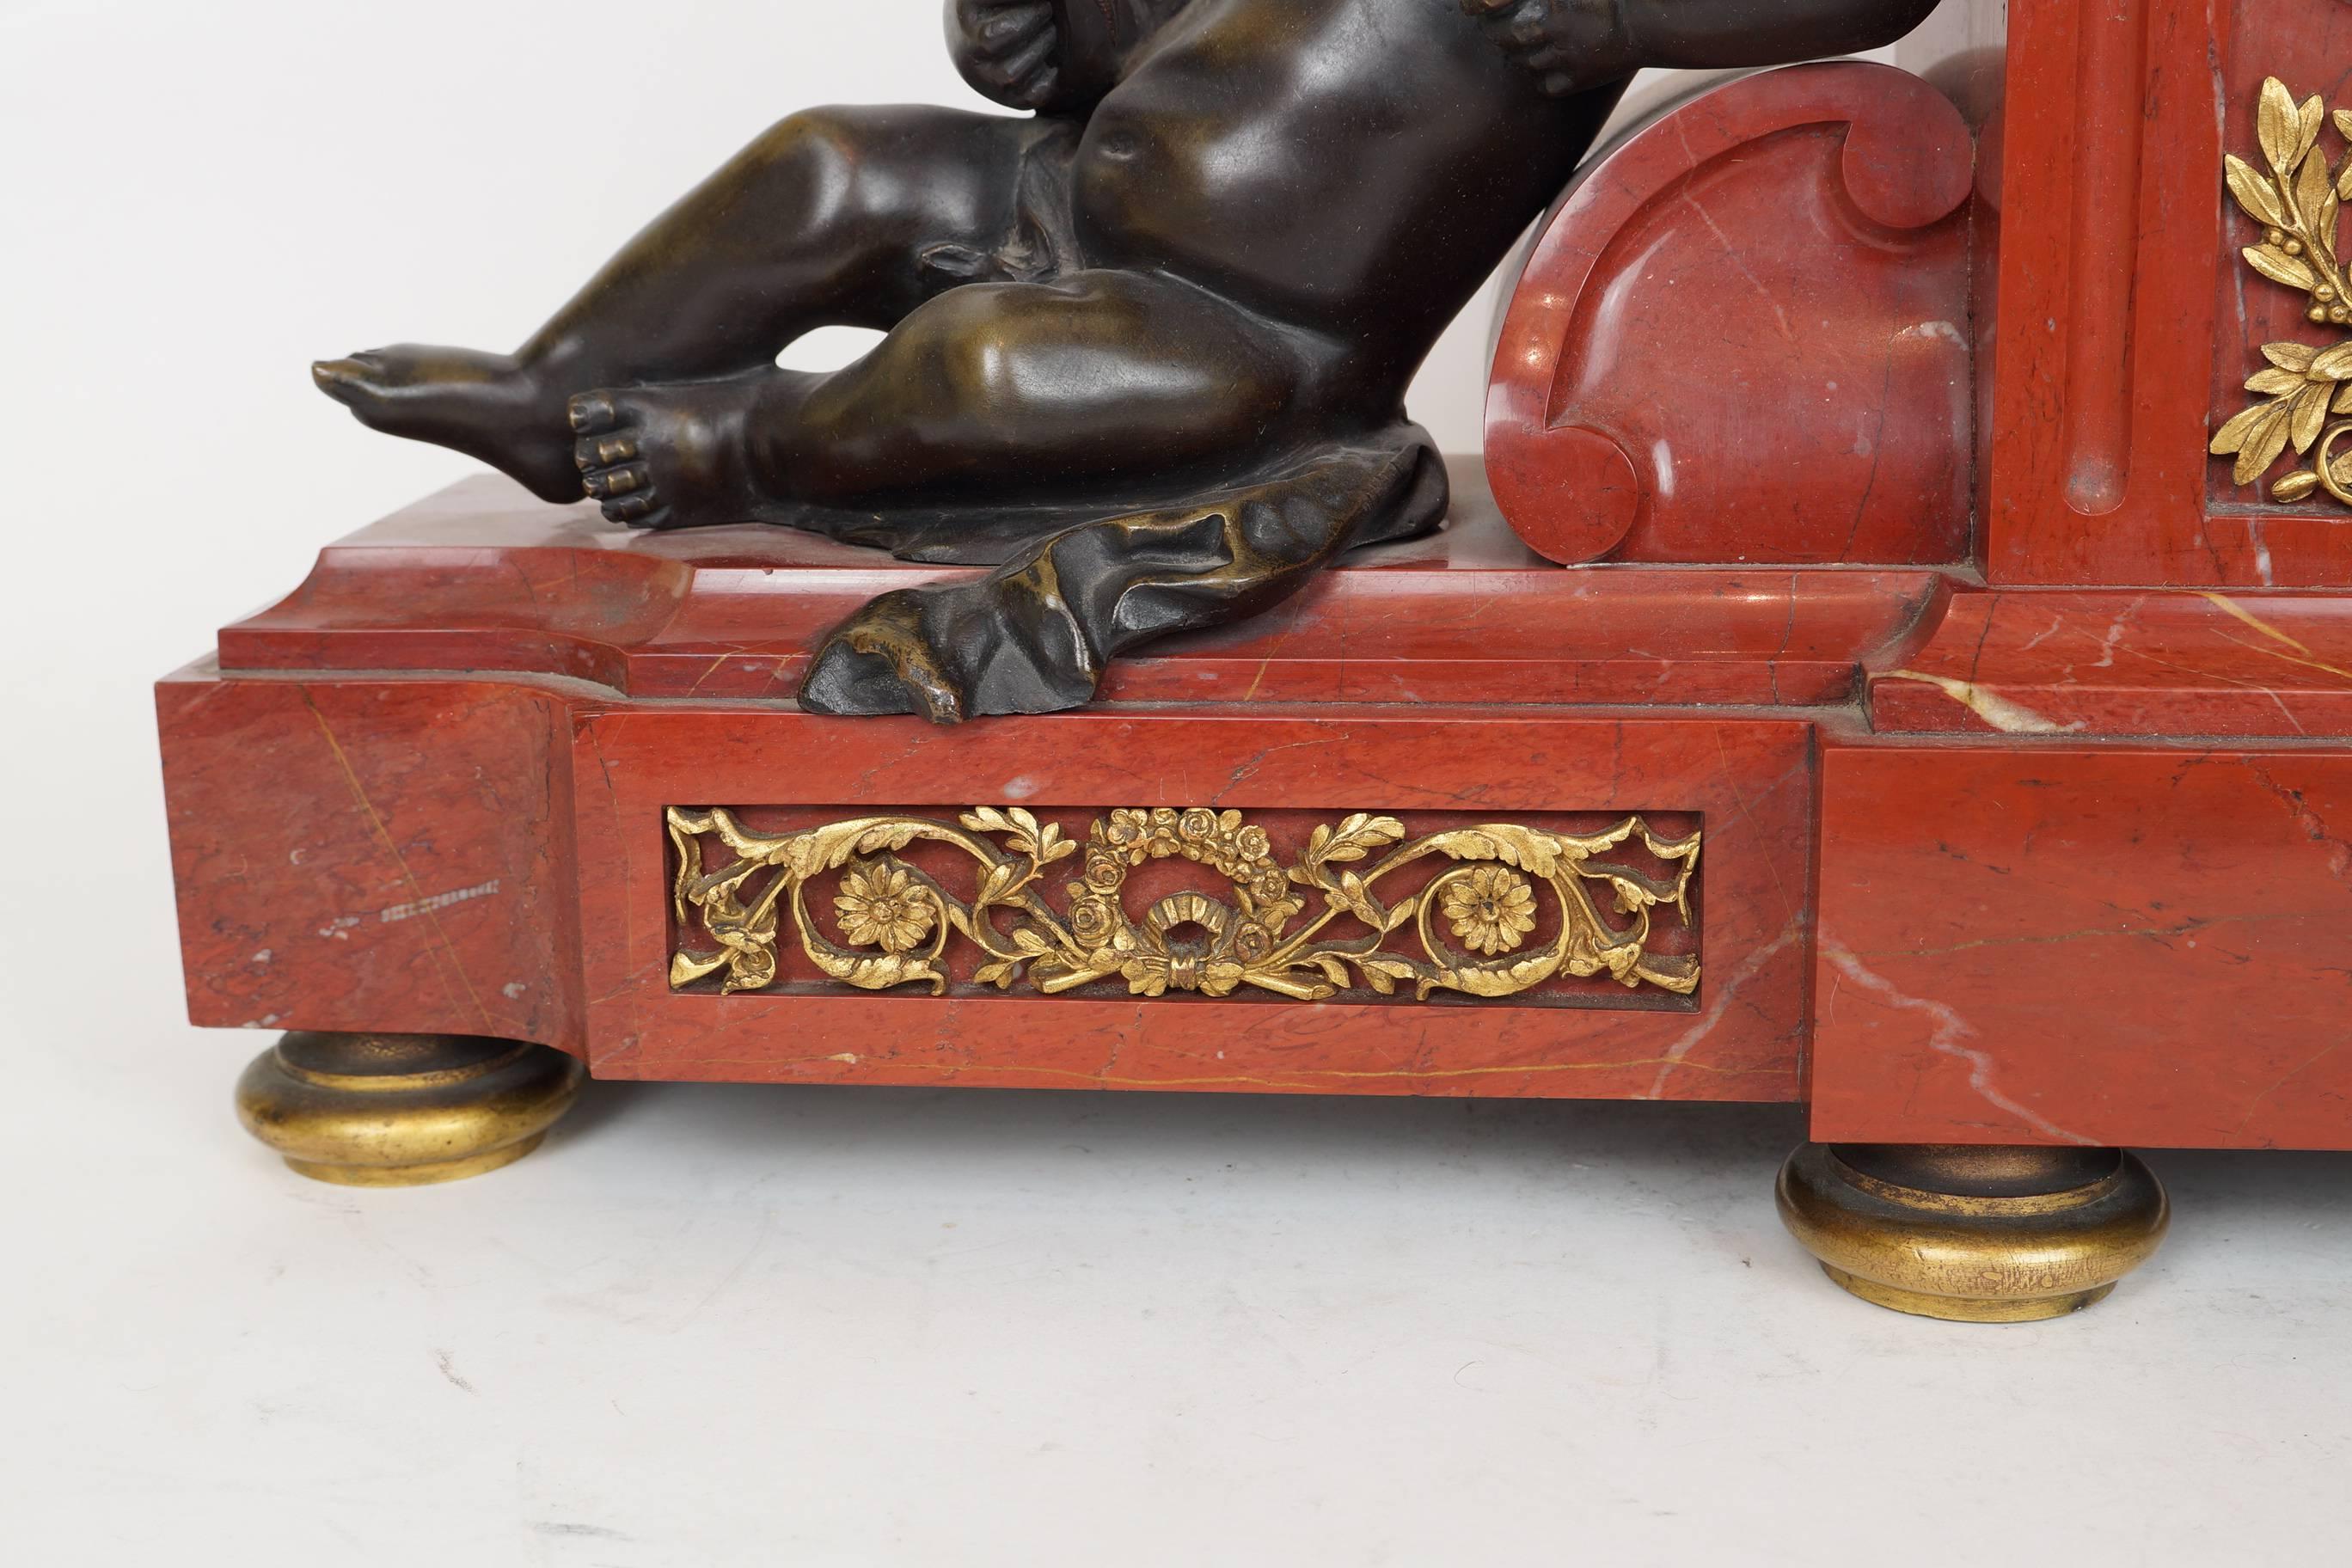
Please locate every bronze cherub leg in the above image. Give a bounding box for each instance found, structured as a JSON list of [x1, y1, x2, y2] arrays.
[[564, 268, 1327, 533], [314, 106, 1053, 503], [548, 253, 1444, 720]]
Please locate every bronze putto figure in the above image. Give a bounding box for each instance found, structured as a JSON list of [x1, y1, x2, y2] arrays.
[[317, 0, 1938, 720]]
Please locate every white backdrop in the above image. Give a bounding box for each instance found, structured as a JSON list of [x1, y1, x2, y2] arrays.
[[7, 7, 2346, 1565]]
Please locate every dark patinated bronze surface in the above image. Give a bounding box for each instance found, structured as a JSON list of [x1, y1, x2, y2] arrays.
[[315, 0, 1939, 720]]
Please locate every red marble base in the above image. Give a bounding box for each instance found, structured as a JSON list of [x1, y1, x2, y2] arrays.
[[1812, 742, 2352, 1150], [159, 476, 2352, 1150]]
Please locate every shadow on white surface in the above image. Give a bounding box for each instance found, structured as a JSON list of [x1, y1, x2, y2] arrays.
[[8, 1024, 2346, 1565]]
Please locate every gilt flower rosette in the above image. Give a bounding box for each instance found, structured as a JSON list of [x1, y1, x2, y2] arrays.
[[667, 805, 1700, 1004]]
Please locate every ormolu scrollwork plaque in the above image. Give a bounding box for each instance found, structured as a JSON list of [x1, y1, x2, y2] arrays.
[[667, 805, 1701, 1003]]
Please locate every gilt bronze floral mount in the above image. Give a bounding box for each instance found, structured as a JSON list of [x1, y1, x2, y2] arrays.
[[667, 805, 1703, 1005], [2212, 75, 2352, 505]]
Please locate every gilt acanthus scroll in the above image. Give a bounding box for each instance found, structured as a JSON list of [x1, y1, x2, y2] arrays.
[[666, 805, 1701, 1004], [2212, 76, 2352, 506]]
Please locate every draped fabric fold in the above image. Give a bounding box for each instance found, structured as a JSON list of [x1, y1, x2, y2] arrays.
[[798, 425, 1449, 721]]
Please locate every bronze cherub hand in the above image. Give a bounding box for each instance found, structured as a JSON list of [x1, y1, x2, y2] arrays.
[[1459, 0, 1627, 98], [1463, 0, 1945, 98], [946, 0, 1067, 110]]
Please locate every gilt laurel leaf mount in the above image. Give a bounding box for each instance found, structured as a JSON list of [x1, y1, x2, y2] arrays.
[[2213, 76, 2352, 507], [666, 805, 1703, 1005]]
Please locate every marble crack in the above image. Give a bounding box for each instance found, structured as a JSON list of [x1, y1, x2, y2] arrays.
[[1840, 337, 1901, 558], [1847, 909, 2309, 959], [1639, 923, 1798, 1100], [659, 1052, 1782, 1092], [1712, 730, 1800, 923], [299, 688, 496, 1031], [2201, 592, 2352, 685], [2244, 761, 2352, 883], [1820, 936, 2097, 1146], [1882, 668, 2083, 733], [2230, 1037, 2348, 1135], [1674, 141, 1793, 343]]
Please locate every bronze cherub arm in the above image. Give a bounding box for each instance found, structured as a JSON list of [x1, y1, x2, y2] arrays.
[[1461, 0, 1943, 97], [946, 0, 1196, 116]]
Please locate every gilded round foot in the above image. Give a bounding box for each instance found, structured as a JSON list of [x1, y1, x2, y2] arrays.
[[236, 1032, 586, 1187], [1776, 1143, 2169, 1323]]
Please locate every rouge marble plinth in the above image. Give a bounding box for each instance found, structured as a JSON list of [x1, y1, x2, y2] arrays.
[[214, 469, 1945, 713], [157, 472, 2352, 1157], [1868, 589, 2352, 738], [1809, 743, 2352, 1151], [162, 665, 1816, 1104]]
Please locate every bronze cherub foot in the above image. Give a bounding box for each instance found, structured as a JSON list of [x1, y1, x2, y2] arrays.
[[567, 380, 786, 535], [315, 0, 1942, 720], [314, 346, 584, 505]]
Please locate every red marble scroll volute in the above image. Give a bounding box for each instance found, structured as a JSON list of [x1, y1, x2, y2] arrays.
[[1485, 62, 1976, 567]]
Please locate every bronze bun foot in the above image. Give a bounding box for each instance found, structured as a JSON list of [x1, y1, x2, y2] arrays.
[[236, 1032, 586, 1187], [1777, 1143, 2171, 1322]]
